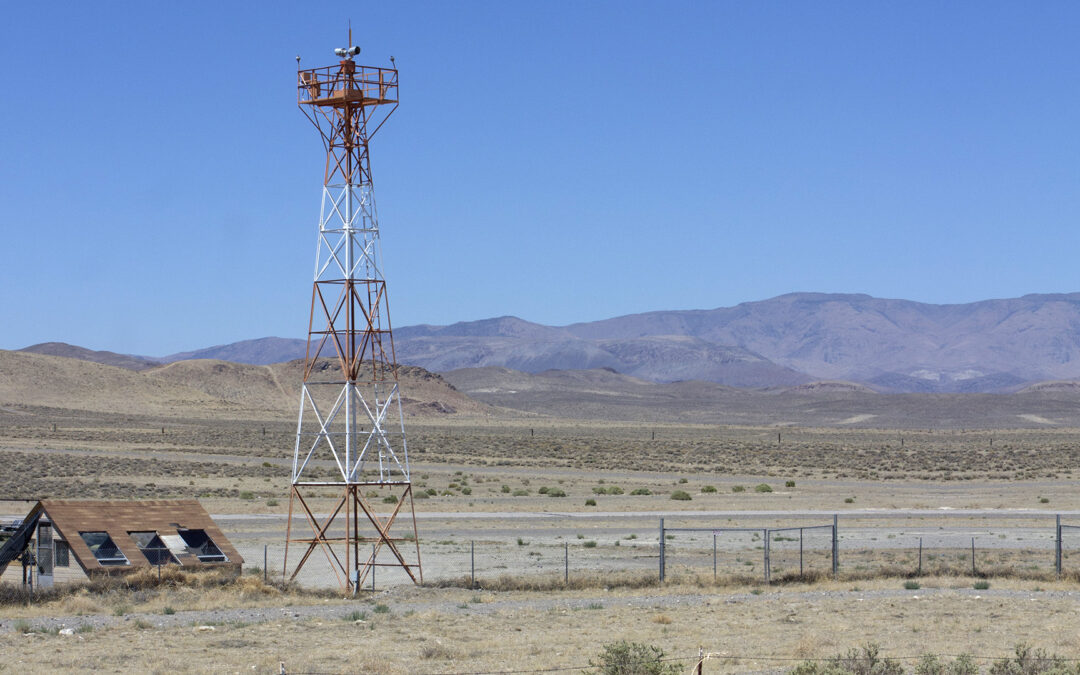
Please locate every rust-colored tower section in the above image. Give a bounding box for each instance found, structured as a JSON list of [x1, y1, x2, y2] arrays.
[[283, 35, 421, 591]]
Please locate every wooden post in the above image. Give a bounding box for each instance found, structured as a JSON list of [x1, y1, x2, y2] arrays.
[[832, 514, 839, 576], [763, 529, 770, 584], [564, 541, 569, 583], [918, 538, 922, 575], [971, 537, 976, 576], [264, 545, 268, 584], [659, 518, 665, 583], [695, 647, 704, 675], [799, 528, 804, 576], [1056, 515, 1062, 576], [470, 540, 475, 589], [713, 534, 717, 580]]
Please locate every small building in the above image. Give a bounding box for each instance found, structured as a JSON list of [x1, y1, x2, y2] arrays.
[[0, 500, 243, 587]]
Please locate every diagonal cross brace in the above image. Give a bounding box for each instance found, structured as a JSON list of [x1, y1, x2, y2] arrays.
[[353, 486, 419, 587]]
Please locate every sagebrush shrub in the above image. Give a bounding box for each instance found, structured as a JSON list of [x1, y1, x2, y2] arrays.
[[588, 641, 682, 675]]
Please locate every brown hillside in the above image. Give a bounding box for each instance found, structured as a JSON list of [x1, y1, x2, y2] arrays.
[[0, 350, 223, 416], [146, 359, 294, 413], [19, 342, 159, 371], [0, 350, 492, 420], [266, 360, 493, 417]]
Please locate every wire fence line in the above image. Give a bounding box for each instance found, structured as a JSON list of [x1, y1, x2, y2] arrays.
[[658, 512, 1080, 584], [346, 512, 1080, 589], [660, 520, 838, 583]]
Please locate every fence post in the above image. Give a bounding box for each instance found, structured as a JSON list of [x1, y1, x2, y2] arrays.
[[564, 541, 568, 583], [371, 543, 376, 591], [470, 540, 475, 590], [695, 647, 704, 675], [918, 538, 922, 576], [264, 544, 268, 584], [713, 534, 717, 580], [832, 514, 839, 576], [659, 518, 665, 583], [763, 529, 770, 584], [971, 537, 976, 576], [1057, 515, 1062, 576], [799, 528, 804, 576]]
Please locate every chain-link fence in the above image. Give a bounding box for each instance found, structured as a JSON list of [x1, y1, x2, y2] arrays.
[[659, 520, 836, 583], [208, 511, 1080, 589], [656, 512, 1080, 583]]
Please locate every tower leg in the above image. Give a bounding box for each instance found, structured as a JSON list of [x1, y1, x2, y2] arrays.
[[283, 487, 295, 582], [284, 483, 422, 591]]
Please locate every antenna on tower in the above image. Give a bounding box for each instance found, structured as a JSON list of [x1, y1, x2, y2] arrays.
[[333, 20, 360, 59]]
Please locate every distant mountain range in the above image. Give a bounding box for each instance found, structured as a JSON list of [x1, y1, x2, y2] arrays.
[[20, 342, 161, 371], [20, 292, 1080, 392], [439, 366, 1080, 427]]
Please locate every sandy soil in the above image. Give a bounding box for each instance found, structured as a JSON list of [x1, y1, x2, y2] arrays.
[[5, 580, 1080, 674], [7, 410, 1080, 671]]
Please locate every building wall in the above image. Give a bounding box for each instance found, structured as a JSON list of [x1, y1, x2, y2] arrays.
[[49, 537, 89, 584], [0, 536, 89, 587], [0, 561, 32, 586]]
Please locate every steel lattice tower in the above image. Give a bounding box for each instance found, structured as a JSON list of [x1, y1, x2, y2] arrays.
[[283, 34, 421, 591]]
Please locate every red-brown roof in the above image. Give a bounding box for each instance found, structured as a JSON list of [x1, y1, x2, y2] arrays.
[[39, 499, 243, 574]]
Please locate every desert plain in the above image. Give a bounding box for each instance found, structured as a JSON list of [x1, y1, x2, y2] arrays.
[[5, 350, 1080, 672]]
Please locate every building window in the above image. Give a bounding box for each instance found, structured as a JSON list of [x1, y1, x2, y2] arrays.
[[128, 532, 178, 566], [54, 540, 69, 567], [176, 529, 228, 563], [79, 532, 129, 566]]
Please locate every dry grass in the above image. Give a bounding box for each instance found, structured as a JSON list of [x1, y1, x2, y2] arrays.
[[419, 564, 1080, 596], [5, 578, 1080, 673], [10, 403, 1080, 671], [426, 570, 661, 592], [0, 568, 337, 618]]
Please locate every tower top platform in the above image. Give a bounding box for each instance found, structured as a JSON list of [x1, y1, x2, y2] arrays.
[[297, 62, 398, 108]]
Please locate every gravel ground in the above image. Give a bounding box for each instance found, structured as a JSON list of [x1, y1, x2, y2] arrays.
[[3, 585, 1074, 634]]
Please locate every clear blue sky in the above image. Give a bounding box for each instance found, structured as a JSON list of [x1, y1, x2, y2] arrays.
[[3, 2, 1080, 355]]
